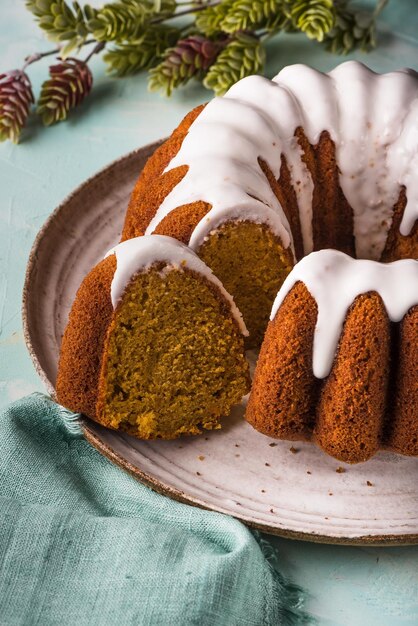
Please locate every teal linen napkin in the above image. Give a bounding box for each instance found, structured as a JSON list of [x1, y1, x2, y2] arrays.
[[0, 394, 309, 626]]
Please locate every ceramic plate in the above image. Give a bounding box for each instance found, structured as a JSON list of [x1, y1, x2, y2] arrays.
[[23, 142, 418, 545]]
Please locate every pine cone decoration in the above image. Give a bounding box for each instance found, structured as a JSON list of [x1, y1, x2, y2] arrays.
[[104, 26, 180, 77], [287, 0, 336, 42], [326, 7, 376, 54], [26, 0, 90, 57], [203, 33, 265, 96], [0, 70, 34, 143], [220, 0, 289, 34], [195, 0, 235, 36], [87, 0, 176, 43], [37, 58, 93, 126], [148, 35, 223, 96]]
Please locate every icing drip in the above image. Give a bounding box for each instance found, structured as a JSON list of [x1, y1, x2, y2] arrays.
[[188, 204, 291, 252], [270, 250, 418, 379], [145, 91, 295, 254], [105, 235, 248, 336], [146, 61, 418, 260], [277, 62, 418, 258]]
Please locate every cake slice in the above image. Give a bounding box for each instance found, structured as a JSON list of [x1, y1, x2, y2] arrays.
[[56, 235, 250, 439]]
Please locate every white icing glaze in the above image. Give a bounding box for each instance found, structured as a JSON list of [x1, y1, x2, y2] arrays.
[[145, 92, 295, 255], [145, 61, 418, 260], [105, 235, 248, 336], [188, 203, 291, 252], [270, 250, 418, 379]]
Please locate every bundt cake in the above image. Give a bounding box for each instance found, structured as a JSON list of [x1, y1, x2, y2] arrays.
[[122, 61, 418, 346], [56, 61, 418, 462], [246, 250, 418, 464], [56, 235, 250, 439]]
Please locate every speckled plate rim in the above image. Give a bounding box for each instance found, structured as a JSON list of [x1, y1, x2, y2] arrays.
[[22, 141, 418, 547]]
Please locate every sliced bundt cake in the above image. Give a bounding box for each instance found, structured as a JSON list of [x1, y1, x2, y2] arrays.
[[56, 235, 250, 439], [246, 250, 418, 463], [122, 62, 418, 346], [56, 62, 418, 461]]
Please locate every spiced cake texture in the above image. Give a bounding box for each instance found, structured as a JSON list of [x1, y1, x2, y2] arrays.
[[57, 238, 250, 439]]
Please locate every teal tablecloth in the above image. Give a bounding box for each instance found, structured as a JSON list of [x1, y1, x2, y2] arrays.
[[1, 1, 418, 624], [0, 394, 308, 625]]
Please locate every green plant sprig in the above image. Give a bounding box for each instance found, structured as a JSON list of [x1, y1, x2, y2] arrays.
[[0, 0, 388, 143]]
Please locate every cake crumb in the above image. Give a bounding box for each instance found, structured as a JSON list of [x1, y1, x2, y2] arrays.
[[265, 462, 270, 467], [269, 443, 278, 447], [198, 455, 205, 461], [261, 489, 266, 493], [289, 446, 299, 454], [307, 471, 312, 475], [336, 467, 345, 474], [329, 492, 333, 496], [196, 471, 201, 476], [367, 480, 373, 487]]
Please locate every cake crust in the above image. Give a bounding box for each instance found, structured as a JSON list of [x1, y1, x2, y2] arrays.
[[246, 282, 319, 441], [314, 293, 390, 463], [56, 255, 116, 420]]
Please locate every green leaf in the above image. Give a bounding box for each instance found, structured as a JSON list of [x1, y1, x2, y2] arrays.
[[203, 35, 265, 96], [104, 26, 180, 77], [286, 0, 336, 41], [220, 0, 286, 34], [324, 1, 380, 54], [26, 0, 89, 44], [60, 38, 80, 57]]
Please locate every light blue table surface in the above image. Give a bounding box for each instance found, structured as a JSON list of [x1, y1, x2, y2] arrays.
[[1, 1, 418, 624]]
